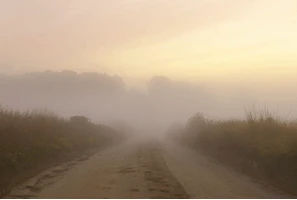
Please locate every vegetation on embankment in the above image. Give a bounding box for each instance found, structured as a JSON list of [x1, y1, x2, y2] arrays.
[[169, 108, 297, 196], [0, 107, 125, 197]]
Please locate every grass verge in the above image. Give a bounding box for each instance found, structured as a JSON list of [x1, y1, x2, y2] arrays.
[[169, 108, 297, 196], [0, 107, 124, 197]]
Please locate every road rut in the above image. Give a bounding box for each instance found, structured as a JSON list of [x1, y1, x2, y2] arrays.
[[7, 138, 291, 199]]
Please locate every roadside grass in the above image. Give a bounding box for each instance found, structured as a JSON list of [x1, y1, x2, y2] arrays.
[[0, 106, 124, 197], [171, 108, 297, 196]]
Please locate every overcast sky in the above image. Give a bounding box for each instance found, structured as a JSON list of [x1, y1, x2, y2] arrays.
[[1, 0, 297, 87]]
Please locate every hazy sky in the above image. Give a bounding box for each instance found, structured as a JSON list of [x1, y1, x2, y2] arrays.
[[1, 0, 297, 87]]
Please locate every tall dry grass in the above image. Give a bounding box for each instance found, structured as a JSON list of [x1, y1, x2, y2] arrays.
[[0, 106, 124, 197], [172, 109, 297, 196]]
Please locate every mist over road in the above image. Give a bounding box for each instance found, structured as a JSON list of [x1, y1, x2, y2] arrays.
[[8, 138, 289, 199]]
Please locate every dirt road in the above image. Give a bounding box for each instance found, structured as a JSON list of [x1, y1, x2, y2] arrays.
[[7, 138, 290, 199]]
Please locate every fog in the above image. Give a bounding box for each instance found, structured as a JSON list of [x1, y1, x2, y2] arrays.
[[0, 70, 296, 136], [2, 2, 297, 199], [1, 0, 297, 135]]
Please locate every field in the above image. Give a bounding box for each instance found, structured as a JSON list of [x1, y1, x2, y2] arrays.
[[0, 107, 124, 197], [170, 108, 297, 195]]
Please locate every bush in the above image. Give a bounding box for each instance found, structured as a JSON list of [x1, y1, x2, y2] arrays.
[[70, 116, 90, 124]]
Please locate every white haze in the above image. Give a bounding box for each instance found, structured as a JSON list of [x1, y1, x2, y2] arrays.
[[0, 70, 295, 136]]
